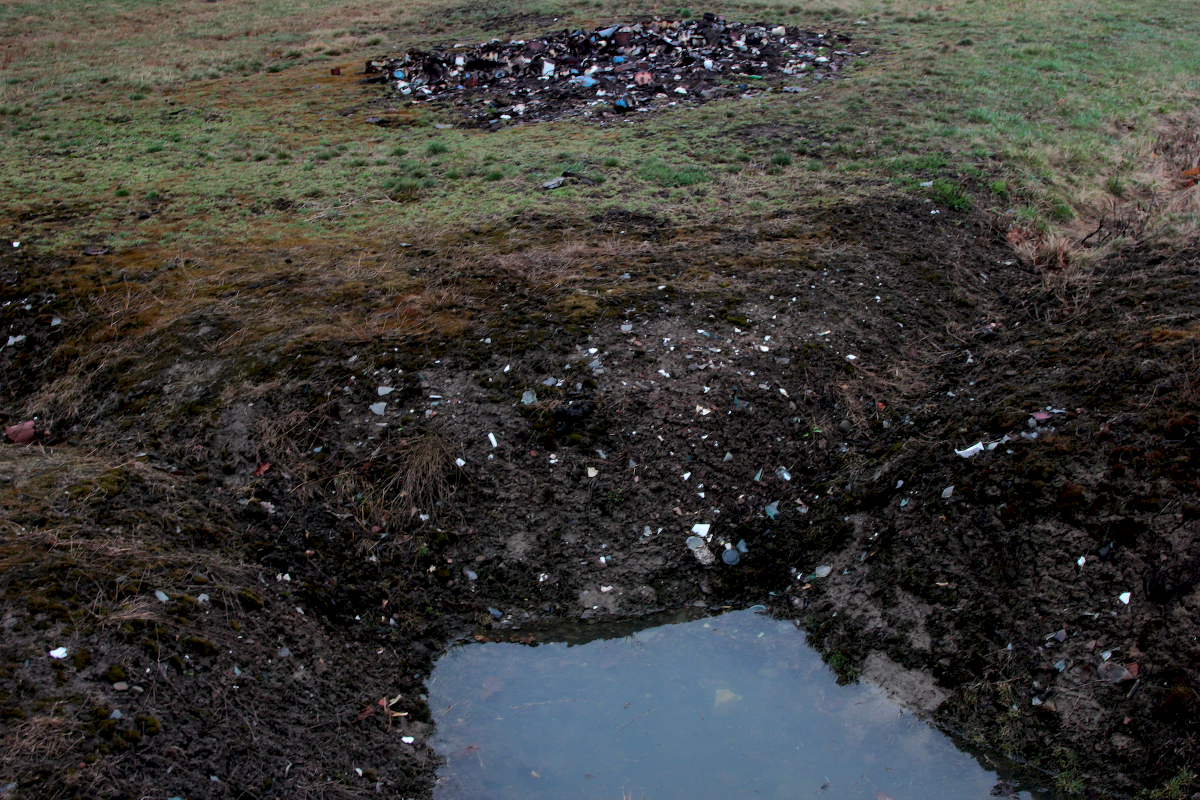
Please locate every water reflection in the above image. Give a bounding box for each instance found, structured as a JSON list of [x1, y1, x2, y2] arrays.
[[428, 609, 1042, 800]]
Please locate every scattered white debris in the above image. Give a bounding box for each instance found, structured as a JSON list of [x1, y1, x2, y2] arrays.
[[155, 590, 169, 602], [587, 467, 599, 478], [941, 486, 954, 499], [5, 335, 25, 347], [1077, 556, 1086, 568], [692, 523, 711, 538], [402, 736, 415, 744], [49, 647, 68, 659], [600, 585, 613, 593], [658, 370, 671, 378], [1119, 592, 1131, 605], [456, 458, 466, 467], [377, 386, 394, 396], [695, 405, 712, 416], [681, 472, 691, 481], [370, 402, 387, 415], [955, 442, 984, 458], [845, 354, 857, 361], [488, 433, 498, 448]]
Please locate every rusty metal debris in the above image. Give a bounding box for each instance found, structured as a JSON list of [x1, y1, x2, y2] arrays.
[[363, 15, 861, 128]]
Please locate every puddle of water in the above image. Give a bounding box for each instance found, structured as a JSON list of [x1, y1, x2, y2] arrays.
[[428, 609, 1043, 800]]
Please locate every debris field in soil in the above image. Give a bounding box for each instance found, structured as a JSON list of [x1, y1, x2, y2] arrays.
[[361, 16, 859, 127], [0, 196, 1199, 797]]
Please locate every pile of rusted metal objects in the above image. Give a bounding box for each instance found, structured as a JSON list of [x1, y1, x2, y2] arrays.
[[363, 14, 859, 127]]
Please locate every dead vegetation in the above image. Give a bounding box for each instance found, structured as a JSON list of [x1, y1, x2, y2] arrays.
[[348, 430, 460, 527], [1008, 114, 1200, 313]]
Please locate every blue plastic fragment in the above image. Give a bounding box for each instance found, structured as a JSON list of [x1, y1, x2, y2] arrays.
[[612, 55, 626, 64], [722, 549, 740, 565], [488, 607, 502, 619], [764, 501, 779, 520], [571, 75, 598, 88]]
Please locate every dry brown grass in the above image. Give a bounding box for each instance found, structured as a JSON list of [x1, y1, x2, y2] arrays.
[[359, 430, 458, 525], [1024, 114, 1200, 279], [0, 711, 81, 774]]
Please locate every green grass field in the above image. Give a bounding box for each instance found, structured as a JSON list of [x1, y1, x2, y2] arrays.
[[1, 0, 1197, 256]]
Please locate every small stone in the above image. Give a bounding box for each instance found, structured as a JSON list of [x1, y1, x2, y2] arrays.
[[277, 647, 291, 658], [838, 420, 851, 433], [488, 607, 502, 619], [812, 565, 832, 578], [113, 682, 129, 691]]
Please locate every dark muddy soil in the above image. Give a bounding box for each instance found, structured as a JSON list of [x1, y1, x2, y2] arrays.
[[1, 195, 1198, 798]]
